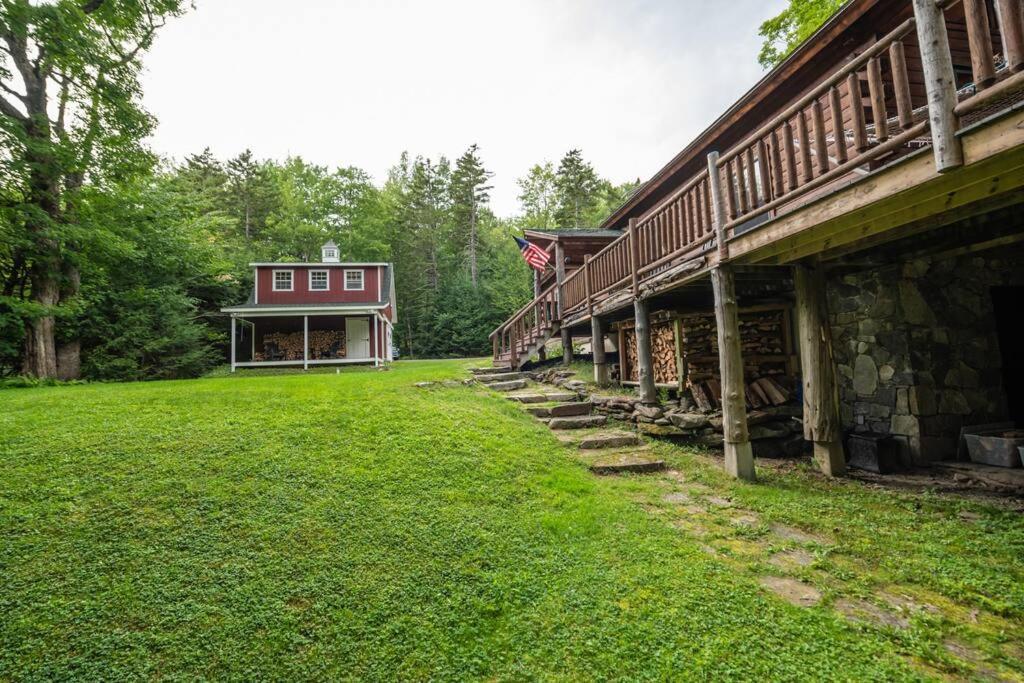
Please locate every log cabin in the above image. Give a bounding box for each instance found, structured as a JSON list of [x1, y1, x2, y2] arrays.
[[222, 242, 397, 371], [491, 0, 1024, 480]]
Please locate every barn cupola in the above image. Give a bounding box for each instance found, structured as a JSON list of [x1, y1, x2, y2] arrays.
[[321, 240, 340, 263]]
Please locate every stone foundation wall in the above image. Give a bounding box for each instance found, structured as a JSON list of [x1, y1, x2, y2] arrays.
[[827, 247, 1023, 463]]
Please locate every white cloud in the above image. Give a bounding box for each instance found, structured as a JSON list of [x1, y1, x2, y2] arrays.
[[141, 0, 787, 217]]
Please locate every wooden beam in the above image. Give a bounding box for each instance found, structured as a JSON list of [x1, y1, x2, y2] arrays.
[[793, 259, 845, 476], [633, 298, 658, 404], [591, 315, 609, 386], [913, 0, 963, 171], [230, 315, 236, 373], [711, 265, 755, 481]]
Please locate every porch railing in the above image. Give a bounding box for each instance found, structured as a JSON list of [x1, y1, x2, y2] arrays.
[[490, 0, 1024, 364], [490, 283, 559, 364]]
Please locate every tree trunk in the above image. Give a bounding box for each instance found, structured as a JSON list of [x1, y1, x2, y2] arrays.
[[469, 203, 478, 288], [55, 259, 82, 380], [22, 256, 60, 378]]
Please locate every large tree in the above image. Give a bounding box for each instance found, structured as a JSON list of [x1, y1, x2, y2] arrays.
[[0, 0, 185, 378], [758, 0, 847, 69], [450, 143, 492, 288]]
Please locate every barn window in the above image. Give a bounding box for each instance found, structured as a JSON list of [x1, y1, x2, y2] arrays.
[[309, 270, 329, 291], [273, 270, 293, 291], [344, 269, 364, 291]]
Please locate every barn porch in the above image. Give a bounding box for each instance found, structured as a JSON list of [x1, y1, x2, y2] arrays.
[[226, 309, 393, 371]]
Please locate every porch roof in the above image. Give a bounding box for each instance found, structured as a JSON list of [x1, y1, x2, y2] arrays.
[[221, 302, 388, 315]]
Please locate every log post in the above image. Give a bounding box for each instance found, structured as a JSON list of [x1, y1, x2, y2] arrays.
[[230, 315, 237, 373], [793, 259, 846, 476], [584, 254, 593, 314], [628, 217, 640, 296], [913, 0, 964, 171], [591, 315, 609, 386], [706, 151, 728, 260], [633, 298, 658, 404], [555, 240, 573, 364], [711, 265, 755, 481], [492, 329, 500, 362]]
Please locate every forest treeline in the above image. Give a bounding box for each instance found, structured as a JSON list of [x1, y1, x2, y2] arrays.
[[1, 0, 825, 381]]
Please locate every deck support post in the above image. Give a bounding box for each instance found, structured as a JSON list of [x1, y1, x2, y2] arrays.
[[711, 265, 755, 481], [230, 315, 236, 373], [591, 315, 609, 386], [555, 240, 573, 365], [633, 298, 658, 405], [794, 259, 846, 476], [303, 315, 309, 371], [913, 0, 963, 172]]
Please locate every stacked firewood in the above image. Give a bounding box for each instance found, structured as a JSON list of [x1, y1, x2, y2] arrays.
[[651, 322, 678, 384], [254, 330, 347, 361], [680, 308, 793, 411]]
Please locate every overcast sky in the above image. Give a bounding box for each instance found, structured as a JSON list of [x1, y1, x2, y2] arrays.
[[141, 0, 786, 217]]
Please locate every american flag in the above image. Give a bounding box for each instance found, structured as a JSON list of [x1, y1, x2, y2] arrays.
[[514, 236, 551, 271]]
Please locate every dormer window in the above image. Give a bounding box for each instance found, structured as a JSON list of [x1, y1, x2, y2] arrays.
[[309, 269, 329, 291], [273, 269, 294, 291], [344, 269, 364, 291]]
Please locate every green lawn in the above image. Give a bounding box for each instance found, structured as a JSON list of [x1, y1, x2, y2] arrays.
[[1, 360, 1022, 680]]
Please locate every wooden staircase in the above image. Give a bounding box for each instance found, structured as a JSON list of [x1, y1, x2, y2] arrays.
[[490, 283, 560, 370]]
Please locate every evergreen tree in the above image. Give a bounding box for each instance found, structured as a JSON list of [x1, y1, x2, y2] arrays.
[[450, 144, 493, 288], [224, 149, 279, 242], [554, 149, 600, 229]]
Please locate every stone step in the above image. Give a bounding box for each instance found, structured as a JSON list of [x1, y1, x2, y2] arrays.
[[549, 415, 608, 430], [549, 402, 593, 417], [525, 406, 551, 418], [469, 366, 509, 374], [589, 455, 666, 475], [578, 432, 643, 450], [488, 379, 528, 392], [476, 372, 526, 383], [506, 392, 577, 404]]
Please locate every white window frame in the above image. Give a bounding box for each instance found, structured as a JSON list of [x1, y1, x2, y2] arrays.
[[308, 269, 329, 291], [272, 269, 294, 292], [323, 248, 337, 260], [344, 269, 365, 291]]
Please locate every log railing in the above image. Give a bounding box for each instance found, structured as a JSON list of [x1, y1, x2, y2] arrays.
[[715, 17, 928, 234], [954, 0, 1024, 116], [490, 0, 1024, 365], [490, 283, 559, 363]]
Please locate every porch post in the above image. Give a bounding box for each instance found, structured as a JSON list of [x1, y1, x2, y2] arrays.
[[555, 241, 573, 365], [634, 298, 658, 404], [303, 315, 309, 370], [374, 314, 380, 367], [711, 265, 755, 481], [794, 258, 845, 476], [591, 315, 609, 386], [230, 315, 236, 373], [913, 0, 963, 171]]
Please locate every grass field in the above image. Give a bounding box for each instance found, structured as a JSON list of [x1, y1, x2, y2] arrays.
[[1, 360, 1022, 680]]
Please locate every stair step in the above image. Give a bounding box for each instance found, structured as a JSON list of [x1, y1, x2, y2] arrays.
[[549, 402, 592, 417], [549, 415, 607, 430], [525, 406, 551, 417], [578, 432, 643, 450], [506, 392, 577, 404], [589, 455, 666, 475], [488, 379, 528, 392], [469, 366, 509, 374], [477, 372, 525, 383]]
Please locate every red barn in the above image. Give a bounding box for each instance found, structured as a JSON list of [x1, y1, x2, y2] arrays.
[[221, 241, 397, 371]]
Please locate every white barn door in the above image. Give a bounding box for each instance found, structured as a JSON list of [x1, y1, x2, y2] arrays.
[[346, 317, 371, 359]]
